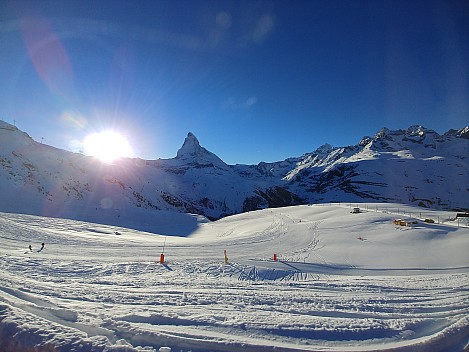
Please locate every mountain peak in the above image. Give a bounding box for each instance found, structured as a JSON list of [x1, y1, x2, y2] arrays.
[[185, 132, 200, 147], [314, 143, 335, 155], [457, 126, 469, 139], [176, 132, 203, 158], [175, 132, 226, 166]]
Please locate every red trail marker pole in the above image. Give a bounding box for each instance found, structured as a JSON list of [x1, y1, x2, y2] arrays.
[[160, 237, 167, 264]]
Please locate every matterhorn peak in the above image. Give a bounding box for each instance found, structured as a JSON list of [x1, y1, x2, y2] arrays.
[[175, 132, 226, 167], [176, 132, 204, 158]]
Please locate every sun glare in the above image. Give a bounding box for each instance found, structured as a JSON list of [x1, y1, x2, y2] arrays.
[[83, 131, 133, 163]]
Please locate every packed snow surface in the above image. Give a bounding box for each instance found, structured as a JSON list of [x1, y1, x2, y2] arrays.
[[0, 203, 468, 351]]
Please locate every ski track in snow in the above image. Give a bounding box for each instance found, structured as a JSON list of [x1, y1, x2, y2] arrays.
[[0, 204, 468, 352]]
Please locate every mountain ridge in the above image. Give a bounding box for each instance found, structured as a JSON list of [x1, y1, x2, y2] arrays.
[[0, 120, 467, 233]]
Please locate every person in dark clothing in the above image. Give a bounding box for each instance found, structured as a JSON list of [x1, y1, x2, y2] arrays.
[[37, 243, 45, 252], [29, 245, 32, 252]]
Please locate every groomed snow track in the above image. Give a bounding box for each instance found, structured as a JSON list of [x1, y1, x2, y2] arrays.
[[0, 205, 468, 351]]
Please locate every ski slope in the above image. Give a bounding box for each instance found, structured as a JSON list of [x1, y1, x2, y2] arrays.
[[0, 204, 468, 351]]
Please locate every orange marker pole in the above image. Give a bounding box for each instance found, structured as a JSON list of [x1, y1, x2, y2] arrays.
[[160, 236, 166, 264], [273, 253, 277, 261], [224, 249, 228, 264]]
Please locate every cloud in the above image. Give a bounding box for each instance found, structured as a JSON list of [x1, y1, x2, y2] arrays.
[[216, 11, 233, 30], [222, 96, 258, 110], [251, 14, 275, 44]]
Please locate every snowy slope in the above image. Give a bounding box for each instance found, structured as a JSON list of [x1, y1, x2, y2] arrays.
[[0, 203, 468, 351], [1, 120, 468, 233]]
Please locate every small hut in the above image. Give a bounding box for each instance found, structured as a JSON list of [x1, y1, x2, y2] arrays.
[[393, 219, 418, 227]]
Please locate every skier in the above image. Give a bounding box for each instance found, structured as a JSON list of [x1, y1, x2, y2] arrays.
[[37, 243, 45, 252], [29, 245, 32, 252]]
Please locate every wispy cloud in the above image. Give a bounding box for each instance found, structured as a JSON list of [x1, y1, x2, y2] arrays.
[[222, 96, 257, 110], [251, 14, 275, 44]]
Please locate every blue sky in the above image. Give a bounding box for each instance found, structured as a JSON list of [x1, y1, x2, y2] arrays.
[[1, 0, 468, 164]]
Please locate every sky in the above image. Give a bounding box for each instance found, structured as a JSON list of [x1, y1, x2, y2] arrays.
[[0, 0, 468, 165]]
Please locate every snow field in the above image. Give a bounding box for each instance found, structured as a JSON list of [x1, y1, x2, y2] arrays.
[[0, 203, 468, 351]]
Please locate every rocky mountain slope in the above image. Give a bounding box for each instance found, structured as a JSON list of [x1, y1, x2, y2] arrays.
[[0, 120, 467, 230]]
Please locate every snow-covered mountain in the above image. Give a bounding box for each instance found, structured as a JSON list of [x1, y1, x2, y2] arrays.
[[284, 126, 469, 209], [0, 120, 467, 231]]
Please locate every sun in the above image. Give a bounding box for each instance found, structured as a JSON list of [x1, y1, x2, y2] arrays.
[[83, 131, 133, 163]]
